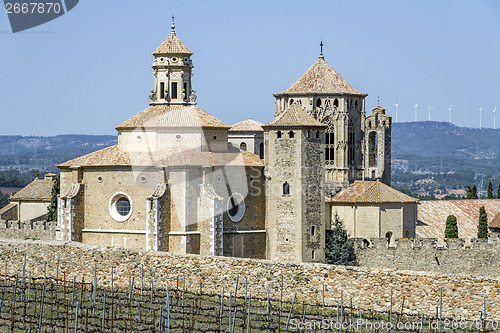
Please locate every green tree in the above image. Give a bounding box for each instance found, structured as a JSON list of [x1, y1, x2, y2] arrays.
[[444, 215, 458, 238], [465, 184, 478, 199], [497, 182, 500, 199], [325, 213, 357, 266], [477, 206, 488, 239], [0, 191, 9, 209], [46, 175, 60, 222], [487, 182, 493, 199]]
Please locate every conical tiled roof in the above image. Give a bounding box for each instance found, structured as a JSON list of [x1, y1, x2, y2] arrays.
[[229, 119, 264, 132], [116, 105, 230, 130], [153, 32, 192, 55], [262, 104, 326, 128], [329, 181, 418, 203], [275, 56, 366, 96]]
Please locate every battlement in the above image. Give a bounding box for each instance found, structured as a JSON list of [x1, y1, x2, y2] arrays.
[[0, 219, 56, 240], [354, 237, 500, 277]]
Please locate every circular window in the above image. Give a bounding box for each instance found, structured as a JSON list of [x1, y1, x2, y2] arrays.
[[172, 57, 178, 62], [175, 134, 182, 141], [137, 135, 142, 142], [109, 193, 133, 222], [160, 57, 164, 62], [213, 135, 217, 140], [227, 193, 245, 222], [97, 176, 103, 183], [140, 176, 147, 183]]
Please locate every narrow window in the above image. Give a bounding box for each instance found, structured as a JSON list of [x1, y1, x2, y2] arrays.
[[290, 99, 294, 105], [160, 82, 165, 99], [183, 82, 187, 95], [311, 226, 316, 236], [240, 142, 247, 151], [277, 131, 282, 138], [316, 130, 320, 139], [283, 182, 290, 195], [259, 142, 264, 159], [316, 99, 321, 107], [171, 82, 178, 99], [312, 250, 315, 260], [372, 170, 376, 178], [289, 131, 294, 138], [333, 98, 339, 107]]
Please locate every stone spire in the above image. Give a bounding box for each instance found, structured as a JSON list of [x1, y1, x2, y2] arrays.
[[149, 18, 196, 106]]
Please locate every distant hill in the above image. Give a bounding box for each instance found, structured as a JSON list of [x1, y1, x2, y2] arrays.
[[392, 121, 500, 197], [0, 135, 117, 171]]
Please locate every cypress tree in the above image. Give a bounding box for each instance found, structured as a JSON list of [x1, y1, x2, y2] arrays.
[[466, 185, 478, 199], [444, 215, 458, 238], [487, 181, 493, 199], [46, 175, 60, 222], [325, 213, 357, 266], [477, 206, 488, 239], [497, 182, 500, 199]]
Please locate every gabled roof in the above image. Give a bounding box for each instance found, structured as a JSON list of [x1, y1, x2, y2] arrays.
[[274, 56, 367, 96], [57, 145, 264, 168], [116, 105, 230, 130], [10, 178, 54, 201], [262, 104, 326, 129], [153, 32, 192, 55], [329, 181, 418, 203], [489, 212, 500, 229], [229, 119, 264, 132]]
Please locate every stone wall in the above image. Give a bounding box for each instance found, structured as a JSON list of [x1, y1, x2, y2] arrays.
[[0, 238, 498, 320], [354, 237, 500, 277], [0, 220, 56, 240]]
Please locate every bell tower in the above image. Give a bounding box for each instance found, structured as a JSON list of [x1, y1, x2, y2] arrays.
[[149, 16, 196, 105]]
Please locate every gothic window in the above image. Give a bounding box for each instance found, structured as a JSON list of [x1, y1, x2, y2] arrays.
[[277, 131, 282, 138], [290, 99, 294, 105], [368, 131, 378, 167], [333, 98, 339, 107], [160, 82, 165, 99], [240, 142, 247, 151], [355, 100, 358, 108], [316, 99, 321, 107], [289, 131, 294, 138], [171, 82, 178, 99], [283, 182, 290, 195], [259, 142, 264, 159], [325, 123, 335, 165], [348, 120, 355, 166]]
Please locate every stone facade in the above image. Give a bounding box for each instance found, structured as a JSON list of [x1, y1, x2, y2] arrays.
[[0, 239, 499, 320], [354, 237, 500, 277]]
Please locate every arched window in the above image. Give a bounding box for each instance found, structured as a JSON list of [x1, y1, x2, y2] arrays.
[[277, 131, 282, 138], [355, 100, 358, 108], [240, 142, 247, 151], [289, 99, 294, 105], [312, 250, 316, 260], [368, 132, 378, 167], [333, 98, 339, 107], [316, 99, 321, 107], [283, 182, 290, 195], [315, 130, 320, 139], [325, 123, 335, 165], [289, 131, 294, 138], [311, 226, 316, 236], [259, 142, 264, 159], [348, 120, 355, 166], [385, 232, 394, 247], [372, 170, 376, 178]]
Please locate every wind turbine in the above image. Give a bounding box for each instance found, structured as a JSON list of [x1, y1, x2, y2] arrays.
[[395, 104, 399, 122], [428, 106, 435, 121], [448, 106, 452, 123], [479, 106, 483, 129], [414, 104, 419, 122], [493, 105, 497, 130]]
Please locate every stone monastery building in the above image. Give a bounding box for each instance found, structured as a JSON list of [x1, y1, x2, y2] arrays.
[[57, 20, 408, 263]]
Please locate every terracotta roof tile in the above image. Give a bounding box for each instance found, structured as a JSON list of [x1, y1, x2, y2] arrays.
[[153, 33, 192, 55], [490, 213, 500, 229], [275, 56, 367, 96], [329, 181, 418, 203], [57, 145, 264, 168], [116, 105, 230, 130], [10, 179, 54, 200], [416, 199, 500, 243], [229, 119, 264, 132], [262, 104, 326, 128]]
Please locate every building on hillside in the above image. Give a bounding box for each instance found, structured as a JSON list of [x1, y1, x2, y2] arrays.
[[328, 181, 418, 246], [0, 173, 56, 222], [417, 199, 500, 244], [56, 19, 398, 262]]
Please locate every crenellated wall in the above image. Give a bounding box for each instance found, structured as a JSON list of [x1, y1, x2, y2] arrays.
[[0, 220, 56, 240], [0, 238, 498, 320], [354, 237, 500, 277]]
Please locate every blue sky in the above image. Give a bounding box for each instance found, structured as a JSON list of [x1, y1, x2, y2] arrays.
[[1, 0, 499, 135]]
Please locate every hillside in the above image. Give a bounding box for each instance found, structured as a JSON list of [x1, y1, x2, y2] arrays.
[[391, 121, 500, 197]]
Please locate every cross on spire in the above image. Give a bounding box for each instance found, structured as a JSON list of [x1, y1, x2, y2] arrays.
[[320, 41, 323, 55], [171, 15, 175, 34], [377, 96, 380, 105]]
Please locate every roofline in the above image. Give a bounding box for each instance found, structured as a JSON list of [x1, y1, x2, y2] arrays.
[[327, 199, 419, 204], [262, 124, 327, 129], [273, 92, 368, 98], [115, 125, 231, 131]]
